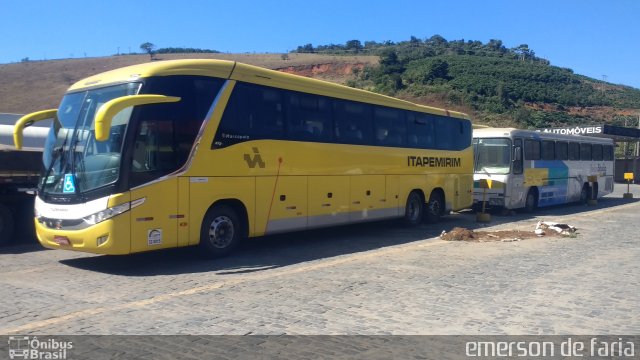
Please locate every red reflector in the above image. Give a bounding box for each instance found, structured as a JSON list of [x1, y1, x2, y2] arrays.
[[53, 236, 70, 246]]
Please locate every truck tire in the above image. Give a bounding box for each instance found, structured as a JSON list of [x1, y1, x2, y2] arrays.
[[0, 203, 15, 245]]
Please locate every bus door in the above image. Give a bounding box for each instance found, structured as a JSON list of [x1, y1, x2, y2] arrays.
[[127, 119, 179, 252], [508, 138, 525, 208]]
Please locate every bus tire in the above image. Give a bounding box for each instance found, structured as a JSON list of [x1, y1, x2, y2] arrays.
[[402, 191, 424, 226], [0, 203, 14, 246], [425, 191, 444, 224], [199, 205, 242, 258], [524, 188, 537, 213], [580, 183, 591, 204]]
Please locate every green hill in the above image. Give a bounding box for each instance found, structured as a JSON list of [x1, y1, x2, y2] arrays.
[[294, 36, 640, 128]]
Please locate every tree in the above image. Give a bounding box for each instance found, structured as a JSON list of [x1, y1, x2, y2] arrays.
[[140, 42, 156, 60], [296, 43, 314, 53], [345, 40, 363, 52], [513, 44, 530, 61], [378, 48, 404, 74]]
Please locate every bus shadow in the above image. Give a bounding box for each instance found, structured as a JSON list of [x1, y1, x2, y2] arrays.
[[58, 220, 446, 276], [57, 194, 638, 276], [0, 243, 46, 255], [472, 195, 639, 227]]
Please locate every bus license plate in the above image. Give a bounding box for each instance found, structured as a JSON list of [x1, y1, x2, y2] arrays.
[[53, 236, 70, 246]]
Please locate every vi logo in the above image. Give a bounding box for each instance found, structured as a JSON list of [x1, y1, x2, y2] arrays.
[[244, 147, 265, 168]]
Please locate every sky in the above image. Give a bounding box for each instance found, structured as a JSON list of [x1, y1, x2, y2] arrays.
[[1, 0, 639, 89]]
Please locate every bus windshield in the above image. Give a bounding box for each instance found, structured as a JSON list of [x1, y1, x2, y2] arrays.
[[41, 82, 141, 196], [474, 138, 511, 174]]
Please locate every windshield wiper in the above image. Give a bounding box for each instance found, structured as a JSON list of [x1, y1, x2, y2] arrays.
[[68, 131, 87, 202], [40, 131, 72, 193]]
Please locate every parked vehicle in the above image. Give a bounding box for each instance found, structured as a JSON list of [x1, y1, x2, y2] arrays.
[[0, 114, 49, 243]]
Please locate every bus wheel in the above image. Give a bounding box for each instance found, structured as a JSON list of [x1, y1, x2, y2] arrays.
[[425, 191, 444, 224], [0, 204, 14, 245], [199, 205, 241, 258], [402, 191, 424, 226], [524, 189, 537, 213], [580, 184, 591, 204]]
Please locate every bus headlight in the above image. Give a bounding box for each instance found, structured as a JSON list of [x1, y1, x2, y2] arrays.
[[83, 203, 131, 225]]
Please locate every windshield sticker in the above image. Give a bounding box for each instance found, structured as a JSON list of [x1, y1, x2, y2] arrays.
[[63, 174, 76, 193]]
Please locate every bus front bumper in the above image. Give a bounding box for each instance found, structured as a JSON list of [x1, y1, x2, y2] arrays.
[[473, 191, 506, 207], [35, 216, 131, 255]]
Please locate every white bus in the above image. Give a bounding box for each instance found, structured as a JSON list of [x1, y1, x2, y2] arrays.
[[473, 128, 614, 212]]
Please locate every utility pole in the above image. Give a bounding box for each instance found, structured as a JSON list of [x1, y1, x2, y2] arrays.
[[624, 118, 629, 158]]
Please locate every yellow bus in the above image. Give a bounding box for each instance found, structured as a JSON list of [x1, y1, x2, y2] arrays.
[[14, 59, 473, 257]]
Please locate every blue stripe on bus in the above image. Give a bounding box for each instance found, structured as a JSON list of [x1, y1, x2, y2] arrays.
[[532, 160, 569, 207]]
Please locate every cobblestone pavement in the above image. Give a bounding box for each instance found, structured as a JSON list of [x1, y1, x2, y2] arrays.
[[1, 185, 639, 336]]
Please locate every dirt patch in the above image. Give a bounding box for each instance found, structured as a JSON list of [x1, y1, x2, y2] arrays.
[[440, 227, 561, 242], [276, 63, 366, 83]]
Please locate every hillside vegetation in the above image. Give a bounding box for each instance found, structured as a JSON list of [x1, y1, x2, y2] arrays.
[[2, 36, 639, 129], [295, 36, 640, 128], [0, 53, 377, 113]]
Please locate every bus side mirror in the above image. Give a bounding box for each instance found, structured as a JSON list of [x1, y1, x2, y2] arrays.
[[513, 146, 523, 174], [94, 94, 181, 142], [14, 109, 58, 150]]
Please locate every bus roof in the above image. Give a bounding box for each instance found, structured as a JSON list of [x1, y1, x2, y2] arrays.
[[473, 127, 613, 144], [68, 59, 469, 120]]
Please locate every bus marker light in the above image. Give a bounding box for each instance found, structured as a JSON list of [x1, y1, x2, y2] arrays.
[[97, 235, 108, 247]]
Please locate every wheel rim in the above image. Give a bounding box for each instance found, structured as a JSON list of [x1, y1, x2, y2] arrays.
[[526, 194, 534, 209], [407, 197, 421, 222], [208, 215, 235, 249], [428, 198, 440, 216]]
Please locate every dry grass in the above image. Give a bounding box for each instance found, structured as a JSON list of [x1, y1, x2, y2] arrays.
[[0, 53, 378, 113]]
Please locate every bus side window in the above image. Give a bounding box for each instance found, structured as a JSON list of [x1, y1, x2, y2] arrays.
[[513, 138, 523, 174], [580, 143, 592, 161], [592, 144, 603, 161], [456, 119, 472, 150], [435, 116, 453, 150], [407, 113, 435, 149], [556, 141, 568, 160], [286, 91, 332, 142], [524, 139, 540, 160], [334, 100, 372, 145], [213, 82, 285, 148], [569, 142, 580, 160], [541, 140, 555, 160], [373, 106, 406, 147]]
